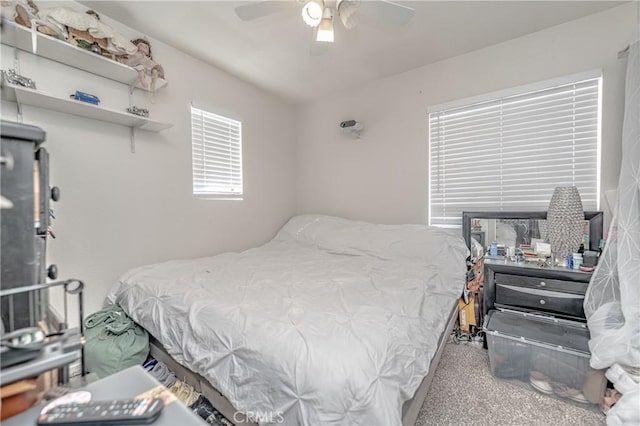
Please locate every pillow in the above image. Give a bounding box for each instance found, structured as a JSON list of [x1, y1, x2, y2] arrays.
[[275, 214, 468, 263]]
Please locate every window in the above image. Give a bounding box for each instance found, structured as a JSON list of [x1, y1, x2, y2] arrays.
[[428, 71, 601, 228], [191, 106, 243, 199]]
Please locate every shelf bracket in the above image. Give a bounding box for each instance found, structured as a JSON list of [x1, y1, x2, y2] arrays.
[[16, 102, 23, 123], [130, 127, 136, 154], [128, 86, 136, 155], [13, 45, 21, 74], [29, 19, 39, 55]]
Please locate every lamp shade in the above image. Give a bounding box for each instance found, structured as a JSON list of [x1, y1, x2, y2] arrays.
[[546, 186, 585, 265], [302, 0, 323, 27], [316, 8, 334, 42]]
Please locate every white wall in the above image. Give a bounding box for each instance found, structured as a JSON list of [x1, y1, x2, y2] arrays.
[[295, 4, 637, 227], [1, 2, 296, 318]]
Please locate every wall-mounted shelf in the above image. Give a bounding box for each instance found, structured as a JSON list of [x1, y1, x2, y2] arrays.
[[2, 83, 173, 132], [1, 19, 167, 92]]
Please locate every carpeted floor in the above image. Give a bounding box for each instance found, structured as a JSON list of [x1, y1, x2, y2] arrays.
[[417, 342, 605, 426]]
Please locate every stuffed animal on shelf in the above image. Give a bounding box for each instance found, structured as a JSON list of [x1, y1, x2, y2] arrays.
[[118, 38, 165, 91], [4, 1, 166, 90], [63, 10, 118, 60], [5, 2, 137, 59], [39, 7, 137, 59], [6, 0, 67, 40]]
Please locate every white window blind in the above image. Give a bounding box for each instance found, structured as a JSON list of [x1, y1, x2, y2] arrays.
[[428, 74, 601, 228], [191, 107, 243, 199]]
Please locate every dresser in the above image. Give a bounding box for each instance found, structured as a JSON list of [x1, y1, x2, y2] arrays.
[[463, 211, 604, 404], [484, 258, 592, 321]]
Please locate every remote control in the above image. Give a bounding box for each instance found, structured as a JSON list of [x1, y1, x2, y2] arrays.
[[37, 398, 163, 425]]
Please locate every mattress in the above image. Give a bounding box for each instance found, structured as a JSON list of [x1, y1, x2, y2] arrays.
[[107, 215, 468, 425]]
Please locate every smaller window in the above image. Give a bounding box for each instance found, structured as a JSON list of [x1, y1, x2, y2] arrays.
[[191, 106, 243, 199]]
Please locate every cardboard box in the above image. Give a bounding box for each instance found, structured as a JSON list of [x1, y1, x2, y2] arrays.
[[458, 295, 477, 333]]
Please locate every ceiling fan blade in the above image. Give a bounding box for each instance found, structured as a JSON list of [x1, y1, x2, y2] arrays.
[[310, 27, 329, 56], [358, 0, 415, 27], [235, 1, 295, 21]]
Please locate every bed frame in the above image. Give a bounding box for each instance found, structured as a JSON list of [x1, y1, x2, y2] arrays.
[[148, 301, 458, 426]]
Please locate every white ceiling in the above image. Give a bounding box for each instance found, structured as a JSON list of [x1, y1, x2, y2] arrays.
[[83, 1, 623, 104]]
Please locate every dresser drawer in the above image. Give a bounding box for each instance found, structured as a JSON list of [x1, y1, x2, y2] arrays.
[[495, 283, 585, 318], [495, 273, 588, 295]]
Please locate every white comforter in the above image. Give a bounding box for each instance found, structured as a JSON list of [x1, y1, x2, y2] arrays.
[[108, 215, 468, 425]]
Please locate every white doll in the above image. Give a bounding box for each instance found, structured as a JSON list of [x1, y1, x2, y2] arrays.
[[120, 38, 165, 91]]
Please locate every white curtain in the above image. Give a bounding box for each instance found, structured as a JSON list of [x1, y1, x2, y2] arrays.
[[583, 39, 640, 424]]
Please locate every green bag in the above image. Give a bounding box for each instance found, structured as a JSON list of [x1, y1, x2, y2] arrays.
[[84, 304, 149, 378]]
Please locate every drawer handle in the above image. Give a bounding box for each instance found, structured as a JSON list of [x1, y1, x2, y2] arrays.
[[539, 281, 546, 287], [539, 299, 546, 305]]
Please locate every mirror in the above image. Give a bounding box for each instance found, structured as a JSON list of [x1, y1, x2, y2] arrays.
[[462, 211, 603, 260], [470, 218, 591, 250]]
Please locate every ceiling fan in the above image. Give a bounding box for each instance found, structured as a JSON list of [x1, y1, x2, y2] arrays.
[[235, 0, 415, 51]]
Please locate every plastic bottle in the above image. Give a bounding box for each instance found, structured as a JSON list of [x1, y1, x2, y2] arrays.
[[599, 238, 606, 254], [490, 240, 498, 257], [573, 253, 582, 270]]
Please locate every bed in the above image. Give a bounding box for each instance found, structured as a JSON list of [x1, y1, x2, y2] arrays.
[[107, 215, 468, 425]]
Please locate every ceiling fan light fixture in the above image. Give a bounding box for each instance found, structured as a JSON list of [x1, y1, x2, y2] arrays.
[[337, 0, 358, 30], [316, 7, 334, 43], [301, 0, 324, 27]]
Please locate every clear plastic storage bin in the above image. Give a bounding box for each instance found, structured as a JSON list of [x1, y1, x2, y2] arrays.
[[484, 309, 601, 405]]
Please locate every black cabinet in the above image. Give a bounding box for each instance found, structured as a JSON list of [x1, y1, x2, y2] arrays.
[[1, 121, 49, 330], [0, 121, 66, 331], [484, 259, 592, 321], [482, 260, 601, 403]]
